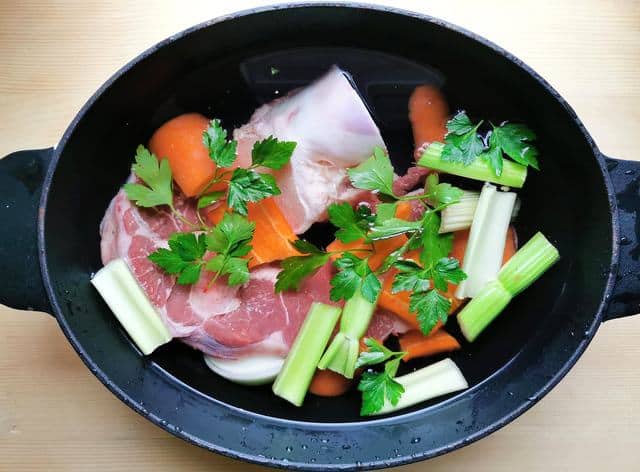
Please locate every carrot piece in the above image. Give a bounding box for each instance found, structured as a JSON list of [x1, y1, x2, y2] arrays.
[[408, 85, 449, 147], [149, 113, 224, 197], [309, 369, 353, 397], [207, 198, 300, 268], [399, 329, 461, 362], [326, 238, 368, 259], [395, 201, 413, 220], [245, 198, 300, 267], [503, 226, 517, 264]]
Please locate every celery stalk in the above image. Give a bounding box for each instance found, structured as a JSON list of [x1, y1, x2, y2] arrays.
[[439, 190, 480, 233], [317, 290, 376, 379], [498, 232, 560, 296], [272, 303, 341, 406], [457, 280, 512, 342], [91, 259, 172, 355], [419, 142, 527, 188], [455, 184, 516, 299], [458, 232, 559, 342], [374, 358, 468, 415]]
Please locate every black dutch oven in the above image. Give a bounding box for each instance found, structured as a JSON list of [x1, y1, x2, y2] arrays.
[[1, 4, 639, 470]]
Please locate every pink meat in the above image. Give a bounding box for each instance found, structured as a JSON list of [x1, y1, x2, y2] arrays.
[[100, 189, 339, 358], [366, 309, 412, 341], [234, 66, 386, 234]]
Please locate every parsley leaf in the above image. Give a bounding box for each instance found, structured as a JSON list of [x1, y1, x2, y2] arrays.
[[356, 338, 405, 369], [201, 213, 255, 286], [227, 168, 280, 215], [205, 212, 255, 257], [431, 257, 467, 291], [328, 202, 372, 243], [275, 253, 330, 292], [347, 146, 395, 197], [490, 123, 540, 170], [251, 136, 296, 170], [203, 119, 238, 168], [330, 252, 381, 303], [391, 260, 432, 293], [291, 239, 325, 255], [410, 289, 451, 334], [124, 145, 174, 208], [480, 143, 504, 177], [148, 232, 207, 285], [424, 174, 464, 206], [368, 218, 422, 241], [441, 112, 484, 166], [197, 191, 226, 209], [358, 370, 405, 416], [420, 212, 453, 267], [205, 254, 250, 286], [374, 202, 398, 225]]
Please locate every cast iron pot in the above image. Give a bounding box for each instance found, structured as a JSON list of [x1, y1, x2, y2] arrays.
[[1, 3, 639, 470]]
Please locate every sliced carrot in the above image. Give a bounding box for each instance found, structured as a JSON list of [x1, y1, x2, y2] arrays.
[[207, 198, 300, 268], [149, 113, 225, 197], [503, 226, 517, 264], [245, 198, 300, 267], [394, 201, 413, 220], [399, 329, 461, 362], [408, 85, 449, 147], [309, 369, 353, 397]]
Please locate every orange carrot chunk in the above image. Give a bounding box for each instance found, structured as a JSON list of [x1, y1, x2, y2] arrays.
[[309, 369, 353, 397], [207, 198, 300, 268], [399, 329, 461, 362], [149, 113, 223, 197], [408, 85, 449, 148]]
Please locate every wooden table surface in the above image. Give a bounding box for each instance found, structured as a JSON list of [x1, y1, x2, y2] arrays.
[[1, 1, 639, 470]]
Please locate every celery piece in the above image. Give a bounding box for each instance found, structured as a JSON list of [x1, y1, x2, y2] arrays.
[[419, 142, 527, 188], [439, 190, 480, 233], [457, 232, 559, 342], [317, 290, 377, 379], [374, 358, 468, 415], [457, 280, 512, 342], [272, 303, 341, 406], [498, 232, 560, 296], [91, 259, 172, 355], [455, 184, 516, 299]]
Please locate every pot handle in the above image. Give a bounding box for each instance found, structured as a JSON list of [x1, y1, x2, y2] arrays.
[[0, 148, 54, 314], [603, 155, 640, 321]]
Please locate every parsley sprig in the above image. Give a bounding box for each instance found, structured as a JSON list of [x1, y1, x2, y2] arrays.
[[148, 213, 255, 286], [276, 147, 467, 334], [440, 111, 540, 177], [199, 119, 297, 215], [125, 118, 297, 288], [356, 338, 406, 416]]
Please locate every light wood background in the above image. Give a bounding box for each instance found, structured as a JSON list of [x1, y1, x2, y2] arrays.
[[1, 1, 639, 471]]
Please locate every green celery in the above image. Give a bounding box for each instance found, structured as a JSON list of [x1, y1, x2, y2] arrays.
[[272, 303, 341, 406], [91, 259, 172, 355], [418, 142, 527, 188], [439, 190, 480, 233], [457, 232, 559, 342], [318, 290, 376, 379], [498, 232, 561, 296], [373, 358, 468, 415]]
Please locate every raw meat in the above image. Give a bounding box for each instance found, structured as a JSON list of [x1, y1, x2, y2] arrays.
[[100, 189, 334, 357], [234, 66, 386, 233]]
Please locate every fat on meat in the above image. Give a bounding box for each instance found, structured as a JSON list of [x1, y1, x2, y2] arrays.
[[234, 66, 386, 234]]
